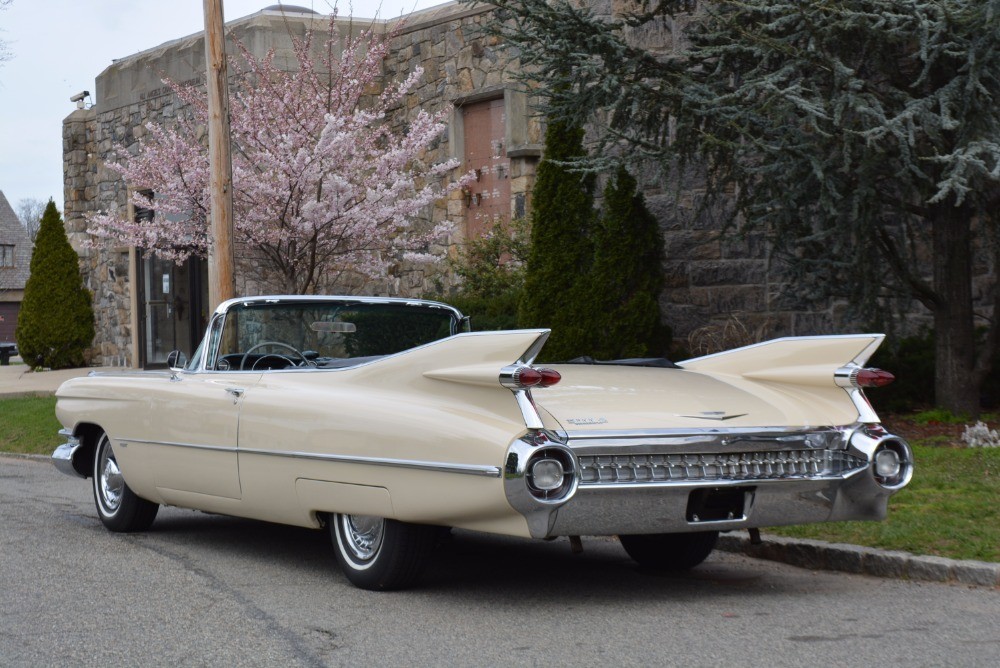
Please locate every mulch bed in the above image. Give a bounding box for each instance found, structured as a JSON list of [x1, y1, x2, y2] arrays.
[[881, 413, 999, 445]]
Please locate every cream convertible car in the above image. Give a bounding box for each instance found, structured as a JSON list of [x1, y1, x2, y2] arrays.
[[53, 296, 911, 590]]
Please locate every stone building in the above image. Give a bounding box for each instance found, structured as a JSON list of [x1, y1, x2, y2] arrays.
[[64, 1, 874, 369], [0, 190, 32, 346], [65, 2, 543, 368]]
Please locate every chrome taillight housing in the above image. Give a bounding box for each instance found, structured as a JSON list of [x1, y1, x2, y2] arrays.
[[500, 365, 561, 390], [504, 435, 579, 505], [835, 365, 896, 389], [848, 427, 913, 490]]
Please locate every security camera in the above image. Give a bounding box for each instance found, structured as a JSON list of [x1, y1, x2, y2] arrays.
[[70, 91, 90, 103]]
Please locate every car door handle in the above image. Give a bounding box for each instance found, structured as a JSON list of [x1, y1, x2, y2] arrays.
[[225, 387, 245, 403]]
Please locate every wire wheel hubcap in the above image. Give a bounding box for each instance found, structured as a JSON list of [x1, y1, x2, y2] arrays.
[[97, 439, 124, 513], [339, 514, 385, 562]]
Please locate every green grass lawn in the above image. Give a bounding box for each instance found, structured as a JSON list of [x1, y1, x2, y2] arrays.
[[0, 395, 61, 455], [1, 395, 997, 562], [765, 443, 1000, 562]]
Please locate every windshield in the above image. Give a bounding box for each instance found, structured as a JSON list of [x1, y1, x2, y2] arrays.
[[208, 300, 459, 371]]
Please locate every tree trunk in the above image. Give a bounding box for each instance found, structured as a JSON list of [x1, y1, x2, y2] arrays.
[[931, 204, 979, 416]]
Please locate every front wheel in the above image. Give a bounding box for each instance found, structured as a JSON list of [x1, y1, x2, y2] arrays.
[[93, 432, 158, 532], [619, 531, 718, 570], [330, 514, 435, 590]]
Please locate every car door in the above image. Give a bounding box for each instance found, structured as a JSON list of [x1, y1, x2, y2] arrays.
[[135, 369, 262, 499]]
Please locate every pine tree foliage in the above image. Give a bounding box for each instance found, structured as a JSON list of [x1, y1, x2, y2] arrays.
[[589, 167, 668, 359], [484, 0, 1000, 414], [17, 201, 95, 369], [519, 119, 597, 361]]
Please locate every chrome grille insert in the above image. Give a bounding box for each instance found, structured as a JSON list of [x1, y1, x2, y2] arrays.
[[578, 449, 867, 485]]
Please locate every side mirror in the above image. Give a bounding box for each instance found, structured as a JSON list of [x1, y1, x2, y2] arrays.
[[166, 350, 187, 371]]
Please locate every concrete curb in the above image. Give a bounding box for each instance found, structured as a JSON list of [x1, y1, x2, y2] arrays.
[[717, 533, 1000, 588], [1, 452, 49, 462]]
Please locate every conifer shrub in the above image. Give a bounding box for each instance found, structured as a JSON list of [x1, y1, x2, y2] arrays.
[[518, 120, 597, 360], [16, 202, 95, 369], [588, 167, 670, 358]]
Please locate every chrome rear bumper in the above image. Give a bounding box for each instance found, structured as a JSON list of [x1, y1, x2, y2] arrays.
[[504, 425, 912, 538]]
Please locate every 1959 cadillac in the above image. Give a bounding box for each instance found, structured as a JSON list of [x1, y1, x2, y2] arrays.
[[53, 295, 912, 590]]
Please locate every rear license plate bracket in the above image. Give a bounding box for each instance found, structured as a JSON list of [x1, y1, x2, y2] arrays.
[[686, 486, 753, 522]]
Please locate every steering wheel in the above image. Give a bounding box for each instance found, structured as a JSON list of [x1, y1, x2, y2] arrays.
[[240, 341, 310, 370], [250, 354, 295, 371]]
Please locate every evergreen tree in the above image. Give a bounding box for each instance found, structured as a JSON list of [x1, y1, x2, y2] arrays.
[[486, 0, 1000, 415], [17, 201, 95, 369], [519, 119, 596, 360], [589, 167, 669, 359]]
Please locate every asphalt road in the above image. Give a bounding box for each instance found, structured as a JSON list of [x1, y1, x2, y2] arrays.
[[2, 454, 998, 668]]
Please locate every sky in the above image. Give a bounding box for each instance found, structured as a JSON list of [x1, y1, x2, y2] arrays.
[[0, 0, 444, 214]]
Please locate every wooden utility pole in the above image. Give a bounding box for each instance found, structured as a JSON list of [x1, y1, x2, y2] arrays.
[[203, 0, 236, 310]]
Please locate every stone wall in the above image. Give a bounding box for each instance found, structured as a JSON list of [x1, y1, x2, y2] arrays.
[[63, 107, 134, 366], [378, 2, 543, 296]]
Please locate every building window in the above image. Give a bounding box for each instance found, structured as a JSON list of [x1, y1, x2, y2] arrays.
[[0, 244, 15, 267]]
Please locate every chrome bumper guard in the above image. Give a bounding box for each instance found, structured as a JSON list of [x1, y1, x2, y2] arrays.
[[52, 429, 87, 479], [504, 425, 912, 539]]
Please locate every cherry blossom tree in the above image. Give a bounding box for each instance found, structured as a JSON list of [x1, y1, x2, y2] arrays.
[[88, 16, 468, 294]]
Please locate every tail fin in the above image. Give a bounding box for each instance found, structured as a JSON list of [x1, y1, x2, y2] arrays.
[[681, 334, 884, 387], [347, 329, 550, 388]]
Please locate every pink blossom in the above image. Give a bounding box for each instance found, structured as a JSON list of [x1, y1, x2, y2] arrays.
[[88, 15, 471, 294]]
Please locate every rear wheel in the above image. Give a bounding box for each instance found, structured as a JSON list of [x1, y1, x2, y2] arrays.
[[330, 514, 435, 591], [93, 432, 158, 532], [619, 531, 718, 570]]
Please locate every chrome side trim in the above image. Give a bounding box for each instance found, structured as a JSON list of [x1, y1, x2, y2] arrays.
[[851, 335, 886, 366], [513, 390, 544, 430], [119, 438, 238, 453], [118, 438, 499, 477], [238, 447, 502, 478], [517, 331, 550, 365], [833, 364, 882, 423], [847, 387, 881, 424]]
